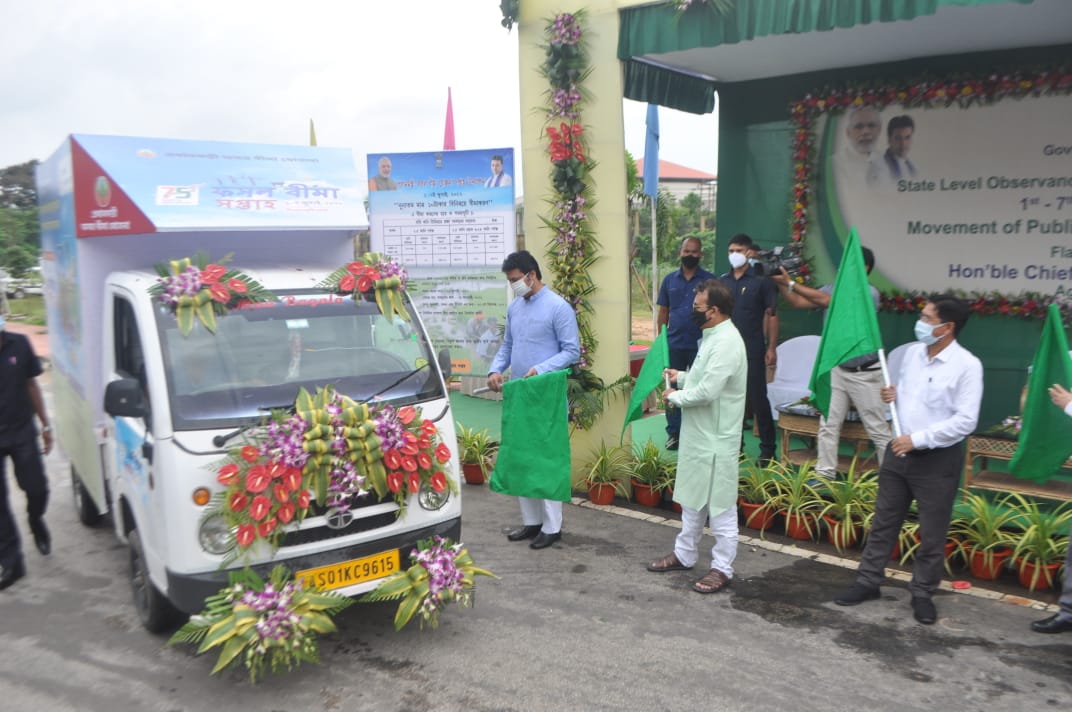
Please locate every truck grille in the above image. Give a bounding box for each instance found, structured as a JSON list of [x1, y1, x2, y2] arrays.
[[281, 490, 399, 547]]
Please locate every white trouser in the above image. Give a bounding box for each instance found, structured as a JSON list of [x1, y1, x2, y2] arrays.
[[518, 497, 563, 534], [674, 504, 738, 577], [817, 367, 891, 476]]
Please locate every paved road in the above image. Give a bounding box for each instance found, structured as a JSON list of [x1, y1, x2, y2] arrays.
[[1, 376, 1070, 710]]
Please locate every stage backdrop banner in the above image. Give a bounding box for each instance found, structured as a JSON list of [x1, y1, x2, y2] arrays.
[[812, 93, 1072, 300], [366, 149, 517, 375]]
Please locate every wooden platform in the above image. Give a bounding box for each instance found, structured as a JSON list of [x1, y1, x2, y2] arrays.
[[778, 411, 879, 473]]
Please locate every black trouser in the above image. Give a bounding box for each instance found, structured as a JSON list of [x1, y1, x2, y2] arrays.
[[856, 442, 962, 599], [665, 347, 698, 437], [745, 357, 776, 458], [0, 421, 49, 569]]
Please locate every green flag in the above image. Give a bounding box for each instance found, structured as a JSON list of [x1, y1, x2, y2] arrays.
[[621, 326, 670, 441], [490, 369, 572, 502], [1009, 303, 1072, 482], [807, 228, 884, 418]]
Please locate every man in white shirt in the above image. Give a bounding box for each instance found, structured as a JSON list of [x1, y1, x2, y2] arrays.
[[834, 296, 983, 625], [1030, 383, 1072, 634]]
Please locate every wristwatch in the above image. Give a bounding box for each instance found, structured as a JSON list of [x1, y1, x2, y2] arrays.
[[786, 281, 795, 293]]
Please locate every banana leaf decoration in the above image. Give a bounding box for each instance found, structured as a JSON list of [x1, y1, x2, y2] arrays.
[[316, 252, 410, 322]]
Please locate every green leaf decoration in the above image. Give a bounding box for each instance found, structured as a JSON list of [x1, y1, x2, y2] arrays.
[[196, 298, 217, 334]]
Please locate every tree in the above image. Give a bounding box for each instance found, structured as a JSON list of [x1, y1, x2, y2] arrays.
[[0, 160, 38, 210], [0, 244, 36, 277]]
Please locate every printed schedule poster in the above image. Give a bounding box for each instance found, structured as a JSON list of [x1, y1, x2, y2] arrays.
[[366, 148, 516, 267]]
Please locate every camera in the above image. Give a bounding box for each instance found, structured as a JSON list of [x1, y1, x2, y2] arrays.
[[751, 243, 805, 279]]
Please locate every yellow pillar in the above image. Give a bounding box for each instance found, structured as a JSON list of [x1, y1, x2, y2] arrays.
[[518, 0, 633, 484]]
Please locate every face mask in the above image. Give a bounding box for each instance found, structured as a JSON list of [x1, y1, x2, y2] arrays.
[[689, 308, 709, 329], [728, 252, 748, 269], [680, 255, 700, 270], [914, 319, 945, 345], [510, 274, 532, 298]]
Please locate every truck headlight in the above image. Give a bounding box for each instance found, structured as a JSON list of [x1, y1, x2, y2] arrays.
[[199, 515, 235, 555], [418, 480, 450, 511]]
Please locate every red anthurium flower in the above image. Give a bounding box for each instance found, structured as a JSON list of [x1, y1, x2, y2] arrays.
[[282, 468, 302, 492], [383, 449, 401, 470], [408, 472, 420, 493], [421, 420, 437, 435], [403, 430, 418, 443], [417, 452, 433, 470], [217, 463, 240, 486], [245, 465, 270, 493], [201, 264, 226, 283], [236, 524, 255, 547], [229, 491, 248, 512], [241, 445, 260, 462], [227, 278, 249, 294], [430, 471, 447, 493], [346, 261, 365, 275], [356, 276, 373, 292], [367, 269, 381, 282], [209, 282, 231, 303], [273, 483, 290, 504], [266, 460, 287, 479], [401, 455, 418, 472], [277, 502, 295, 523], [417, 435, 431, 450], [434, 443, 451, 463], [257, 517, 278, 538], [387, 471, 404, 493], [250, 495, 272, 521], [398, 406, 417, 424], [401, 442, 419, 456], [340, 274, 356, 292], [296, 490, 311, 509]]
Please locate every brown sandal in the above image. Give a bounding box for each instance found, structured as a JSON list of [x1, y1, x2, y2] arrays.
[[647, 552, 693, 572], [692, 568, 731, 594]]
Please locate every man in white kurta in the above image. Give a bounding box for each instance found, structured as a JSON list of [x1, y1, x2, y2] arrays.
[[647, 280, 747, 594]]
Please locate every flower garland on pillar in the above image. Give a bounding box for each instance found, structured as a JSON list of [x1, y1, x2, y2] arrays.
[[539, 10, 599, 372]]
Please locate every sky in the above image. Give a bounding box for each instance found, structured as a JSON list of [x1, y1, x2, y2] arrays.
[[0, 1, 718, 191]]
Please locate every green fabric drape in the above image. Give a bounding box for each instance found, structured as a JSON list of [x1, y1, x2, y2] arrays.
[[623, 60, 716, 115]]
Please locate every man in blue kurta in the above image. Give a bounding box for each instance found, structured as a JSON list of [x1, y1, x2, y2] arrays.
[[647, 280, 747, 593], [488, 251, 580, 550]]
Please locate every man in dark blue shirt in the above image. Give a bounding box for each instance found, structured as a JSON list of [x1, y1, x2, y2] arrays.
[[657, 236, 716, 450], [720, 234, 779, 464]]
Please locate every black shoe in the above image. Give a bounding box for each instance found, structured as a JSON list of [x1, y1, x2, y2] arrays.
[[530, 531, 561, 549], [506, 525, 542, 542], [1031, 614, 1072, 634], [30, 519, 51, 556], [665, 436, 679, 451], [0, 559, 25, 591], [833, 582, 881, 606], [911, 596, 937, 625]]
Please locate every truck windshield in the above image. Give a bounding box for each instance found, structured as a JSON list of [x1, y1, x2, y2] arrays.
[[155, 291, 445, 430]]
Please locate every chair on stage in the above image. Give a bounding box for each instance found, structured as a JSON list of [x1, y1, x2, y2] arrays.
[[767, 334, 821, 421]]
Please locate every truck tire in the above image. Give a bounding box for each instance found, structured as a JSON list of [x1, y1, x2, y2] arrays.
[[128, 529, 181, 633], [71, 467, 102, 527], [11, 287, 25, 299]]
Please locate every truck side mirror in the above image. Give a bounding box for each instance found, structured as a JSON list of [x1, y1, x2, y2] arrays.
[[437, 348, 452, 380], [104, 378, 148, 419]]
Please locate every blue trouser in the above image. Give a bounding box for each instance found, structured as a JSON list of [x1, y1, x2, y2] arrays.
[[665, 347, 698, 437]]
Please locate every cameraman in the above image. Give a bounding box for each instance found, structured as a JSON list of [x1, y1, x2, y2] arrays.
[[770, 246, 891, 480]]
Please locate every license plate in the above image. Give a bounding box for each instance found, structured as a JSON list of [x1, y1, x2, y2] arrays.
[[296, 550, 401, 592]]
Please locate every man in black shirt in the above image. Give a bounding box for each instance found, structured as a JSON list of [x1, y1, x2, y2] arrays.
[[720, 234, 779, 464], [0, 316, 53, 590]]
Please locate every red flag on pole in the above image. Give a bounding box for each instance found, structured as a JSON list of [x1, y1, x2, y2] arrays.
[[443, 87, 456, 150]]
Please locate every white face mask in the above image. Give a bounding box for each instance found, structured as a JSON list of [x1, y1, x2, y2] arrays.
[[510, 274, 532, 298], [728, 252, 748, 269], [914, 319, 945, 345]]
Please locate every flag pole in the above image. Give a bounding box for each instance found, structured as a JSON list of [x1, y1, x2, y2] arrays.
[[876, 348, 902, 438], [650, 194, 658, 335]]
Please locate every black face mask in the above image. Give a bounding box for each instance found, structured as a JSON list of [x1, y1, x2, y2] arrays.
[[689, 309, 709, 328], [680, 255, 700, 270]]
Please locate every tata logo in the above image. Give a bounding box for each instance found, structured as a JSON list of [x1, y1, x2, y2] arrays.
[[324, 508, 354, 530], [94, 176, 111, 207]]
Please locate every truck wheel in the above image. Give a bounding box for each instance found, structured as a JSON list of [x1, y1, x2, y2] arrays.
[[12, 287, 25, 299], [128, 529, 181, 633], [71, 467, 102, 527]]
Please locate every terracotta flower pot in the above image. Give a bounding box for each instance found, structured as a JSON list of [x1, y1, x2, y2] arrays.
[[783, 512, 816, 541], [967, 547, 1012, 580], [461, 462, 485, 485], [1015, 558, 1062, 591], [587, 482, 617, 506], [739, 499, 776, 531], [822, 515, 861, 549], [631, 480, 662, 508], [665, 488, 683, 514]]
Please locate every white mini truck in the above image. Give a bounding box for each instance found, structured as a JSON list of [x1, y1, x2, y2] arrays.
[[36, 135, 461, 630]]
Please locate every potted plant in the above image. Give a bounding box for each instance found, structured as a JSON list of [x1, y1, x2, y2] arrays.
[[769, 461, 824, 541], [579, 441, 630, 505], [816, 460, 878, 552], [738, 457, 780, 534], [1008, 494, 1072, 591], [456, 423, 498, 486], [894, 518, 960, 574], [949, 491, 1019, 580], [629, 440, 675, 508]]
